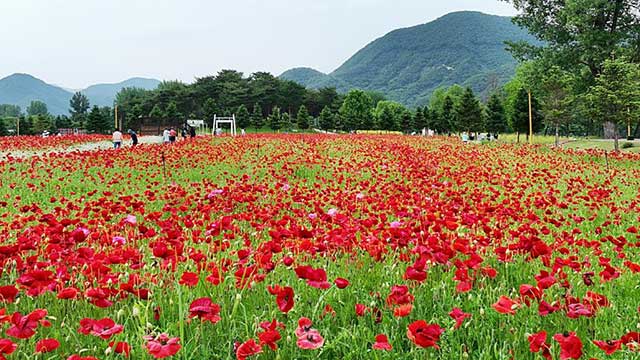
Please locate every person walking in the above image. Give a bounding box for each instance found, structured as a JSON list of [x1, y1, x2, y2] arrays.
[[189, 125, 196, 139], [169, 128, 177, 144], [112, 129, 123, 149], [162, 128, 170, 144], [128, 129, 139, 146]]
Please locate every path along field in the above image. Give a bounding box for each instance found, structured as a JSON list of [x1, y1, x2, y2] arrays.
[[0, 135, 638, 359]]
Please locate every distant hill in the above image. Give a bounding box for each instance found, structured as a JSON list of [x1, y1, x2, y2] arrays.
[[0, 74, 160, 115], [0, 73, 72, 115], [82, 78, 160, 107], [280, 11, 537, 107]]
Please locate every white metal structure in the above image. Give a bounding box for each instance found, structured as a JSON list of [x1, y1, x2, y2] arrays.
[[213, 115, 237, 136]]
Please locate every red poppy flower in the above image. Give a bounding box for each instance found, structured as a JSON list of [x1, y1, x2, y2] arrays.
[[592, 339, 622, 355], [35, 338, 60, 353], [257, 319, 282, 351], [267, 285, 294, 313], [492, 296, 520, 315], [144, 333, 181, 359], [297, 329, 324, 350], [0, 338, 17, 359], [188, 297, 221, 324], [109, 341, 131, 357], [295, 317, 313, 338], [355, 303, 368, 317], [386, 285, 414, 307], [449, 308, 471, 329], [372, 334, 392, 351], [553, 332, 583, 360], [236, 338, 262, 360], [334, 277, 349, 289], [78, 318, 124, 340], [0, 286, 18, 303], [393, 303, 413, 317], [179, 272, 199, 287], [67, 355, 100, 360], [527, 331, 551, 360], [294, 266, 331, 289], [621, 331, 640, 350], [57, 287, 78, 300], [6, 309, 48, 339], [407, 320, 444, 349]]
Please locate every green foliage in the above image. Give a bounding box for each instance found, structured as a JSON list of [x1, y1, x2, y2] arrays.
[[165, 102, 181, 123], [455, 87, 484, 133], [373, 101, 405, 131], [31, 114, 53, 133], [0, 118, 8, 136], [413, 107, 428, 131], [621, 142, 634, 149], [86, 106, 112, 134], [69, 92, 90, 118], [27, 100, 48, 116], [202, 98, 217, 127], [282, 12, 537, 107], [339, 90, 373, 130], [0, 104, 22, 117], [281, 112, 293, 132], [485, 94, 508, 136], [509, 88, 543, 140], [268, 106, 282, 131], [236, 104, 250, 129], [318, 106, 335, 131], [149, 104, 165, 121], [296, 105, 311, 130], [250, 103, 264, 129]]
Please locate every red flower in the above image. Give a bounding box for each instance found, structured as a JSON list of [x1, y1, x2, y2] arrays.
[[492, 296, 520, 315], [6, 309, 48, 339], [294, 266, 331, 289], [449, 308, 471, 329], [334, 278, 349, 289], [553, 332, 583, 360], [57, 287, 78, 300], [179, 272, 199, 287], [109, 341, 131, 357], [144, 333, 181, 359], [78, 318, 124, 340], [393, 303, 413, 317], [527, 331, 551, 360], [372, 334, 392, 351], [0, 338, 17, 359], [67, 355, 99, 360], [295, 317, 313, 338], [0, 286, 18, 303], [257, 319, 282, 351], [188, 297, 221, 324], [36, 338, 60, 353], [355, 303, 368, 316], [406, 320, 444, 349], [621, 331, 640, 350], [267, 285, 294, 313], [386, 285, 414, 307], [297, 329, 324, 350], [236, 338, 262, 360], [592, 339, 622, 355]]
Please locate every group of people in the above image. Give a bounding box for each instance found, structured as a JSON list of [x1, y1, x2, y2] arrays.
[[112, 124, 197, 149], [112, 129, 138, 149]]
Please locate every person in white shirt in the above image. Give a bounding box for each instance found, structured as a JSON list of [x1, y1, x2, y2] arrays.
[[112, 129, 123, 149]]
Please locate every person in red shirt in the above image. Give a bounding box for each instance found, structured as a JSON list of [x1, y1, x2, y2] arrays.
[[169, 128, 177, 144]]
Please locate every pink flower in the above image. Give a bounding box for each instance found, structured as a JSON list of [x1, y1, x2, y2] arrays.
[[112, 236, 126, 246], [327, 208, 338, 217], [124, 214, 137, 225], [297, 329, 324, 350]]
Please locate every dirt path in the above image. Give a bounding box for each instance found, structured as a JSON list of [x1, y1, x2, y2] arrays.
[[0, 136, 163, 160]]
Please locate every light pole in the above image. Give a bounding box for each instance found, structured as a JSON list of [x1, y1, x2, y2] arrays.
[[528, 90, 533, 145]]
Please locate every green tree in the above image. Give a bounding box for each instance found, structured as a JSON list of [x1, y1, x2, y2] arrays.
[[540, 66, 575, 146], [27, 101, 48, 116], [510, 87, 543, 143], [236, 104, 250, 129], [413, 107, 428, 132], [31, 114, 53, 134], [281, 112, 293, 132], [268, 106, 282, 131], [373, 101, 405, 131], [202, 98, 218, 128], [0, 118, 8, 136], [250, 103, 264, 129], [455, 88, 484, 135], [339, 90, 374, 130], [296, 105, 311, 130], [86, 106, 111, 134], [586, 58, 640, 151], [69, 92, 90, 118], [149, 104, 165, 122], [503, 0, 640, 136], [433, 96, 455, 134], [55, 115, 72, 130], [0, 104, 22, 118], [165, 102, 181, 123], [318, 106, 335, 131], [485, 94, 508, 139]]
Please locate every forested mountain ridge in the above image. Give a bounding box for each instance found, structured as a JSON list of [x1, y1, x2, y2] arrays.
[[280, 11, 537, 107]]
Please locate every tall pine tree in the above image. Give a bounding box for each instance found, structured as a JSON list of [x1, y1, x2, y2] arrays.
[[296, 105, 311, 130], [485, 94, 507, 139]]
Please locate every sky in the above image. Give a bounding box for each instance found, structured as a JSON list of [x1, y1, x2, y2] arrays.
[[0, 0, 516, 89]]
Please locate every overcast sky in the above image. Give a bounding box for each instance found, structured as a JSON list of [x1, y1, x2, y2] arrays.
[[1, 0, 516, 89]]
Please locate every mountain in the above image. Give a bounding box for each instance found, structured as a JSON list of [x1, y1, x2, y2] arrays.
[[280, 11, 537, 107], [0, 74, 160, 116], [0, 73, 72, 115], [82, 78, 160, 107]]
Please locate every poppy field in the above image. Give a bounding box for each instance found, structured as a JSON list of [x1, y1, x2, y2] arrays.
[[0, 134, 639, 360]]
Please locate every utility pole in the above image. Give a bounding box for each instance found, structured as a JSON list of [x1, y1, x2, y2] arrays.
[[114, 105, 118, 130], [528, 90, 533, 145], [16, 118, 19, 136]]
